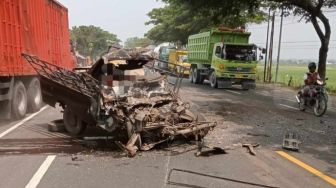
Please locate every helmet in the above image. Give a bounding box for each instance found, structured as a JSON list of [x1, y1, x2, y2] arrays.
[[308, 62, 316, 71]]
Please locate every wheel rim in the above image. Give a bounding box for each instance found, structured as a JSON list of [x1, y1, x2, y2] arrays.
[[192, 68, 197, 81], [298, 97, 305, 111], [32, 81, 42, 105], [210, 72, 216, 86], [314, 98, 327, 116], [17, 89, 26, 113], [189, 68, 193, 82]]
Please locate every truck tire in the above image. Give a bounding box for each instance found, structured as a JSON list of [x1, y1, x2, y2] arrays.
[[27, 78, 42, 112], [189, 68, 194, 83], [193, 68, 201, 84], [11, 81, 28, 119], [63, 106, 86, 135], [210, 71, 218, 88]]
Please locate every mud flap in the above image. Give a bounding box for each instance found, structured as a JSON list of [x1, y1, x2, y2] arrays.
[[242, 81, 256, 90], [217, 79, 232, 89], [0, 78, 14, 119]]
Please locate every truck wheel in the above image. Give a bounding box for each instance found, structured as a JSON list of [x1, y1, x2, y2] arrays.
[[63, 107, 86, 135], [210, 72, 218, 88], [193, 68, 201, 84], [27, 78, 42, 112], [11, 81, 28, 119], [189, 68, 194, 83]]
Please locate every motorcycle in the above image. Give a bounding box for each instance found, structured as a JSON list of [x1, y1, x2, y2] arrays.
[[296, 79, 328, 117]]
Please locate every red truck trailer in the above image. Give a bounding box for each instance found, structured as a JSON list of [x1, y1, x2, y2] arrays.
[[0, 0, 75, 119]]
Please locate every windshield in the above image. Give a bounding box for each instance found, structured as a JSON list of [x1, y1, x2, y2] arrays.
[[224, 45, 257, 61], [178, 55, 188, 62]]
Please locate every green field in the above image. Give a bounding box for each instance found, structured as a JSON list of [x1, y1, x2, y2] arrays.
[[256, 64, 336, 94]]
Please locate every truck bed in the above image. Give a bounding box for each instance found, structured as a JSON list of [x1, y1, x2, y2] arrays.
[[187, 28, 251, 63]]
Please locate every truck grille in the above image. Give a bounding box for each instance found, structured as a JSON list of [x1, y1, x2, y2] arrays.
[[227, 67, 251, 72]]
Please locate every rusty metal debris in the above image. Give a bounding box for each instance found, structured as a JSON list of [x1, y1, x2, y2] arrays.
[[22, 51, 216, 156], [242, 143, 259, 156]]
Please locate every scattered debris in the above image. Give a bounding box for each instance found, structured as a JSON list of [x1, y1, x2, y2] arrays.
[[195, 147, 227, 157], [242, 143, 259, 156], [247, 133, 270, 137], [23, 52, 216, 157], [282, 132, 301, 151], [71, 154, 78, 161]]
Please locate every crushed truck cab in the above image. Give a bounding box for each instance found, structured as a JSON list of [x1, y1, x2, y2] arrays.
[[187, 27, 259, 90], [22, 50, 215, 157]]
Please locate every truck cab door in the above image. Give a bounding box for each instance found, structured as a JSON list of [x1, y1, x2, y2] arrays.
[[214, 43, 227, 59], [214, 43, 223, 58]]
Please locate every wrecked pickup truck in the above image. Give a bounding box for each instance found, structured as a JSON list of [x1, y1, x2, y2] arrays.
[[22, 50, 216, 156]]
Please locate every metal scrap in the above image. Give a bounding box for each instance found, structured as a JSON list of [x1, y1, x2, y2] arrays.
[[23, 50, 216, 157], [282, 131, 301, 151], [242, 143, 259, 156]]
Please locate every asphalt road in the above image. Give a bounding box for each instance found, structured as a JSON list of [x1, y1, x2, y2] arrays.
[[0, 81, 335, 188]]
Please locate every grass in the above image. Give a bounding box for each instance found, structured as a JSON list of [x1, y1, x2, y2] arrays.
[[256, 63, 336, 94]]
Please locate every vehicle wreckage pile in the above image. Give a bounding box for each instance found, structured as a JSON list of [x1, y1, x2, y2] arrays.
[[23, 50, 216, 156]]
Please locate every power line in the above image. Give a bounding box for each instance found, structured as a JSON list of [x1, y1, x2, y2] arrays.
[[281, 46, 336, 51], [248, 11, 336, 29], [254, 40, 336, 45]]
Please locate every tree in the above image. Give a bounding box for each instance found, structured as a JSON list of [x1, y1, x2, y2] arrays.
[[145, 0, 266, 44], [70, 25, 120, 59], [267, 0, 336, 79], [124, 37, 154, 48]]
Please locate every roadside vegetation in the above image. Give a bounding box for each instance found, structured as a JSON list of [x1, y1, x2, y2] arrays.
[[256, 64, 336, 94]]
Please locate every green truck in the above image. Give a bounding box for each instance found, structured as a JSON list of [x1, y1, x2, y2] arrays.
[[187, 28, 261, 90]]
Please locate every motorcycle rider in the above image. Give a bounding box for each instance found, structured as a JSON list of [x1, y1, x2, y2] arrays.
[[302, 62, 321, 98]]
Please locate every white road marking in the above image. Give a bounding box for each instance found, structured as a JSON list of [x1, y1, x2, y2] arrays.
[[0, 106, 48, 138], [279, 104, 297, 110], [25, 155, 56, 188], [225, 90, 242, 95], [255, 91, 270, 96]]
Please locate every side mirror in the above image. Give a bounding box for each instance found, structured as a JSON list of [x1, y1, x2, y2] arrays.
[[259, 55, 264, 61], [262, 48, 266, 54]]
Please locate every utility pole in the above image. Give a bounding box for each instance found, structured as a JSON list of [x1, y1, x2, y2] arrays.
[[263, 8, 271, 82], [267, 12, 275, 83], [275, 8, 284, 83]]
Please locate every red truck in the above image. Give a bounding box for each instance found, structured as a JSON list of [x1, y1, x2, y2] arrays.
[[0, 0, 75, 119]]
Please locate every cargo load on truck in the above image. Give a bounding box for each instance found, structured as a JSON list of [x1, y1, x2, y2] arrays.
[[0, 0, 75, 119], [22, 49, 216, 157], [187, 27, 262, 90]]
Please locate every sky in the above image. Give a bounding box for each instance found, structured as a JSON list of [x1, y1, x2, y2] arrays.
[[58, 0, 336, 60], [58, 0, 164, 42], [248, 12, 336, 60]]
